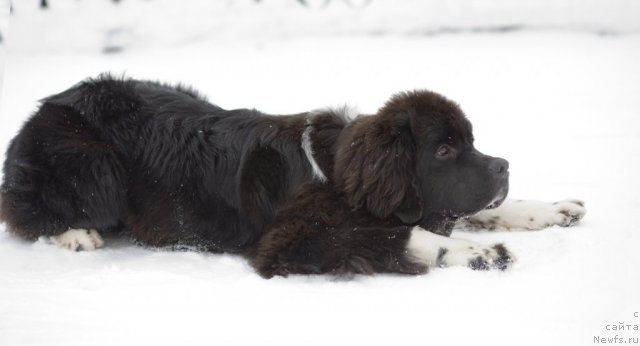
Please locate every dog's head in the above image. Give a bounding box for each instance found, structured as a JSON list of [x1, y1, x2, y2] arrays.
[[334, 90, 509, 224]]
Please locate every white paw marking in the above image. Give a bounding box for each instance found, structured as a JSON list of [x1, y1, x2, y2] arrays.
[[444, 242, 515, 270], [461, 199, 586, 231], [405, 227, 515, 270], [50, 229, 104, 251]]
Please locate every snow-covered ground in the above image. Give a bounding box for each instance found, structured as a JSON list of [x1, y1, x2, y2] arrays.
[[1, 1, 640, 346], [0, 0, 8, 98]]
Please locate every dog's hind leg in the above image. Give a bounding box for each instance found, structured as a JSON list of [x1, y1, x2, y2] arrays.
[[458, 199, 586, 231], [50, 229, 105, 251], [0, 103, 125, 249]]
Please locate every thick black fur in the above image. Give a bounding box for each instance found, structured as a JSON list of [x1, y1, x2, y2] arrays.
[[0, 75, 509, 278]]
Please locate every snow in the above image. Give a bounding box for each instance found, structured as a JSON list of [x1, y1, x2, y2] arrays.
[[6, 0, 640, 55], [1, 1, 640, 345]]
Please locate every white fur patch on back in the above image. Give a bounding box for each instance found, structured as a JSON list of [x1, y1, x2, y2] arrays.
[[459, 199, 586, 231], [301, 118, 327, 182], [50, 228, 104, 251], [405, 226, 514, 270], [309, 105, 359, 121], [333, 105, 359, 120]]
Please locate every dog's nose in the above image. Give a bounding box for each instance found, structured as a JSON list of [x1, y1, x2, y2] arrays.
[[489, 158, 509, 176]]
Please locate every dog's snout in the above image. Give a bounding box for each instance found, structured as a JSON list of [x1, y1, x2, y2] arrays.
[[489, 157, 509, 176]]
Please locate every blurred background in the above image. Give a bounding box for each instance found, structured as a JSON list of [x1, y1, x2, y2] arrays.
[[3, 0, 640, 53], [1, 1, 639, 346]]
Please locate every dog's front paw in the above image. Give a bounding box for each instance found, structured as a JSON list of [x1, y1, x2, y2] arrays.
[[405, 228, 516, 271], [445, 242, 516, 271], [551, 199, 586, 227], [512, 199, 586, 229], [462, 199, 587, 231]]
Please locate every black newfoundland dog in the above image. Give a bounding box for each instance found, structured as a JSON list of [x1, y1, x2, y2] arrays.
[[0, 75, 586, 278]]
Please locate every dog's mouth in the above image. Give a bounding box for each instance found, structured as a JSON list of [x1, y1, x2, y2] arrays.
[[484, 189, 508, 210]]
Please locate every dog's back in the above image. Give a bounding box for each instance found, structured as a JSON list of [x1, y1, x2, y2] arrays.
[[0, 75, 337, 251]]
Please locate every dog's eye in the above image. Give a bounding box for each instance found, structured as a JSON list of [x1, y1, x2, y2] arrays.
[[435, 145, 453, 159]]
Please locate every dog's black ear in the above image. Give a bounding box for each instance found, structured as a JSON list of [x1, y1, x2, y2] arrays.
[[392, 177, 423, 224], [335, 111, 423, 223]]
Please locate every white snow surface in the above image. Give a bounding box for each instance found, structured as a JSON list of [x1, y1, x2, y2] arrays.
[[1, 1, 640, 346]]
